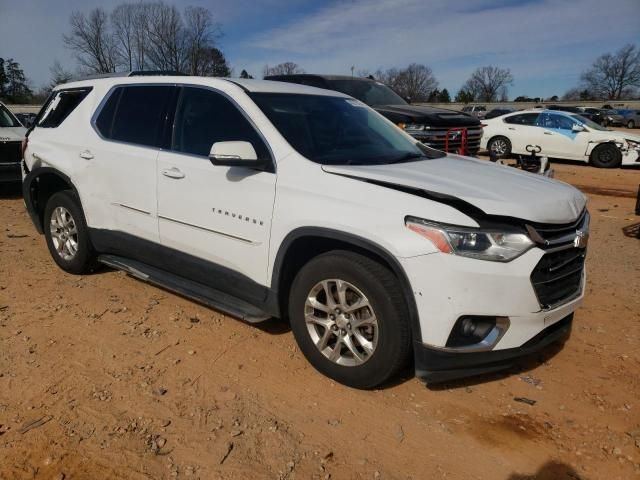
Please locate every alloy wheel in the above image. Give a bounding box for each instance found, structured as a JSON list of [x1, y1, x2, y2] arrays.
[[304, 279, 378, 366], [491, 138, 508, 155], [49, 206, 79, 261]]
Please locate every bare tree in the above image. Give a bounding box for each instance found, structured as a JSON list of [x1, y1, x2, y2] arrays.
[[145, 3, 187, 72], [581, 44, 640, 100], [393, 64, 438, 102], [111, 4, 136, 70], [184, 6, 222, 76], [462, 66, 513, 102], [63, 9, 117, 74], [49, 61, 75, 90], [373, 64, 438, 102], [263, 62, 305, 77]]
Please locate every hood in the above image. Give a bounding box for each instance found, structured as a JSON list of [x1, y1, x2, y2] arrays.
[[374, 104, 481, 127], [0, 126, 27, 142], [322, 156, 586, 224]]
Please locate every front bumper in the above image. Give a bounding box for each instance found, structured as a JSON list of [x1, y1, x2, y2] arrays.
[[0, 162, 21, 183], [399, 248, 584, 383], [414, 314, 573, 383]]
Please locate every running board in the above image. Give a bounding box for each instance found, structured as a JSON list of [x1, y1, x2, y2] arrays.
[[98, 254, 271, 323]]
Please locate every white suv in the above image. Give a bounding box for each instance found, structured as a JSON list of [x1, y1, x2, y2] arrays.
[[22, 75, 588, 388]]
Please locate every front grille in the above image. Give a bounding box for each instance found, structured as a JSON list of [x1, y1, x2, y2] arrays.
[[409, 127, 483, 155], [531, 248, 585, 308], [0, 141, 21, 165]]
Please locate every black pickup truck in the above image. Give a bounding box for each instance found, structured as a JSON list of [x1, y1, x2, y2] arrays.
[[264, 74, 483, 155]]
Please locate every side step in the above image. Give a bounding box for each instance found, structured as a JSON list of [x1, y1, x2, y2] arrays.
[[98, 254, 271, 323]]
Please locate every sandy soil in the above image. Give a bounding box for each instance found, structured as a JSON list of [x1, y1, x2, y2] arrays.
[[0, 159, 639, 480]]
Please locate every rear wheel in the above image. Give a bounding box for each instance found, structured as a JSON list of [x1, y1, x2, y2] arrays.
[[288, 251, 411, 389], [590, 143, 621, 168], [487, 136, 512, 159], [628, 120, 636, 129], [44, 191, 99, 274]]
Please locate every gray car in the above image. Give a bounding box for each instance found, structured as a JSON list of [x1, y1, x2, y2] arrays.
[[623, 110, 640, 129], [601, 109, 625, 127]]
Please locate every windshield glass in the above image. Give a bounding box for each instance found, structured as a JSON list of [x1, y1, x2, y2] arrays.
[[325, 80, 406, 106], [0, 104, 20, 127], [571, 114, 608, 131], [250, 93, 444, 166]]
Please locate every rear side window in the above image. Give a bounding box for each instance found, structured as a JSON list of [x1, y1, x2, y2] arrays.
[[171, 87, 270, 160], [504, 113, 539, 125], [37, 88, 92, 128], [95, 85, 171, 148]]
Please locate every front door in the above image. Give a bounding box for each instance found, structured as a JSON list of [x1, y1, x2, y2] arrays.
[[536, 112, 590, 160], [156, 86, 276, 298]]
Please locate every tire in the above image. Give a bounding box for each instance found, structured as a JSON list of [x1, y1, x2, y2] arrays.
[[590, 143, 622, 168], [288, 250, 412, 389], [628, 120, 635, 129], [487, 136, 512, 159], [44, 190, 99, 274]]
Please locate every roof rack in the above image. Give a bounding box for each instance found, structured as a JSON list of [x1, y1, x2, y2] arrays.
[[80, 70, 185, 80]]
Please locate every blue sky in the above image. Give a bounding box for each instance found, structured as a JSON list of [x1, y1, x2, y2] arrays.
[[1, 0, 638, 98]]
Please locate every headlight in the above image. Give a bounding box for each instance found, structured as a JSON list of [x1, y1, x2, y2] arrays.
[[626, 139, 640, 149], [404, 123, 426, 131], [405, 217, 534, 262]]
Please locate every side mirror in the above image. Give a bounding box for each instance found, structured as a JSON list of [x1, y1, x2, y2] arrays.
[[209, 141, 267, 169], [571, 124, 585, 132]]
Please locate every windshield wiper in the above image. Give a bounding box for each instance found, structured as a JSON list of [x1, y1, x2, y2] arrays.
[[387, 152, 427, 164]]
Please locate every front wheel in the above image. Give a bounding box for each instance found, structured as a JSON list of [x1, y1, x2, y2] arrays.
[[44, 191, 99, 274], [288, 251, 412, 389], [590, 143, 621, 168], [628, 120, 636, 129], [487, 136, 512, 159]]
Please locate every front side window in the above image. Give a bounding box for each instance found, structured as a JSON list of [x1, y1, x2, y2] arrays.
[[504, 113, 540, 125], [250, 93, 445, 165], [0, 104, 20, 127], [171, 87, 270, 160], [538, 113, 576, 130], [95, 85, 171, 147]]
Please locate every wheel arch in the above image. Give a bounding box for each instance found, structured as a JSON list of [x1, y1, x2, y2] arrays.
[[22, 167, 80, 234], [270, 227, 422, 342], [587, 141, 623, 166]]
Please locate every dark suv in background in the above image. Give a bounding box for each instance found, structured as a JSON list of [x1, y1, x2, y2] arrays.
[[265, 74, 483, 155]]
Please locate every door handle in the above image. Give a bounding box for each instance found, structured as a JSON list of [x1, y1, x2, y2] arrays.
[[79, 150, 94, 160], [544, 131, 553, 135], [507, 127, 515, 130], [162, 167, 185, 179]]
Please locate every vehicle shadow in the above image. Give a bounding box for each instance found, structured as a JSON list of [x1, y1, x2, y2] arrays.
[[0, 183, 23, 199], [622, 222, 640, 239], [507, 460, 585, 479], [425, 337, 568, 391]]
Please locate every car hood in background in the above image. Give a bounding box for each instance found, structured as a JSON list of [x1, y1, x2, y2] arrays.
[[0, 127, 27, 142], [374, 104, 481, 127], [322, 155, 586, 224]]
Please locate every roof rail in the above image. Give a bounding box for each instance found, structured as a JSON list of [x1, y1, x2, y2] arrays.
[[80, 70, 186, 80]]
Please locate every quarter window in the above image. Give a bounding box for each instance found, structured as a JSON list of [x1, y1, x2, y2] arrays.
[[171, 87, 270, 160], [504, 113, 540, 125], [37, 88, 92, 128]]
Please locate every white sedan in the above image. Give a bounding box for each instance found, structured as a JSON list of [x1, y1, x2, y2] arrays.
[[481, 109, 640, 168]]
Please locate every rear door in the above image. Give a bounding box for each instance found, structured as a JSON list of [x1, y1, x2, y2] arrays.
[[156, 86, 276, 296], [502, 112, 541, 153], [86, 84, 174, 243]]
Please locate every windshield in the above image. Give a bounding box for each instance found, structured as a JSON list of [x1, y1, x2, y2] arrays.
[[250, 93, 444, 166], [0, 104, 21, 128], [570, 114, 608, 131], [325, 79, 406, 107]]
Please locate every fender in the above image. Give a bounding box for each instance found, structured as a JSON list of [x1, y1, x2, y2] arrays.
[[22, 166, 80, 234], [270, 226, 423, 342]]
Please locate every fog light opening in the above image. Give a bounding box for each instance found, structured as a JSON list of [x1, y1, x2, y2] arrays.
[[446, 316, 510, 350]]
